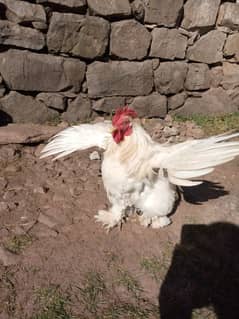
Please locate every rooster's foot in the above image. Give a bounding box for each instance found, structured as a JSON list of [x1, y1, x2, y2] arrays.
[[138, 215, 171, 228], [95, 210, 122, 231], [151, 216, 171, 228], [138, 215, 152, 227]]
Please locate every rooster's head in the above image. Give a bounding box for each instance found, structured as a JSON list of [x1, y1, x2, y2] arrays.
[[112, 106, 138, 144]]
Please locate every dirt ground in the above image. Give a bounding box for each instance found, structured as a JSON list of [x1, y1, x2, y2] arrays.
[[0, 119, 239, 319]]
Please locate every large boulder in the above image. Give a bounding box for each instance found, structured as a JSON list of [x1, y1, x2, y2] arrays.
[[47, 13, 109, 59], [209, 66, 223, 88], [87, 0, 131, 18], [36, 93, 67, 112], [224, 33, 239, 62], [218, 2, 239, 30], [0, 20, 45, 50], [47, 13, 83, 53], [87, 61, 153, 97], [149, 28, 187, 60], [110, 20, 151, 60], [174, 88, 238, 116], [168, 92, 187, 111], [182, 0, 220, 30], [154, 62, 188, 95], [130, 93, 167, 118], [0, 50, 86, 93], [62, 95, 92, 123], [187, 30, 226, 64], [228, 88, 239, 110], [0, 91, 58, 124], [144, 0, 184, 27], [92, 97, 126, 114], [0, 0, 46, 24], [221, 62, 239, 90], [185, 63, 210, 91]]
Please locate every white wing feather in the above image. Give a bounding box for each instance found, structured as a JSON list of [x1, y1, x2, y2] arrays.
[[40, 121, 112, 160], [151, 132, 239, 186]]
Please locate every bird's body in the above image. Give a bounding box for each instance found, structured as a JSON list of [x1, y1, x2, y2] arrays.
[[40, 107, 239, 230]]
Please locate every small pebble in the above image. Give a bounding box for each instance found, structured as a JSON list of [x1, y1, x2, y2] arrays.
[[89, 151, 100, 161]]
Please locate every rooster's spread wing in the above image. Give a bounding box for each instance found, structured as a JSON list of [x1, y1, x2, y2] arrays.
[[151, 132, 239, 186], [40, 121, 112, 160]]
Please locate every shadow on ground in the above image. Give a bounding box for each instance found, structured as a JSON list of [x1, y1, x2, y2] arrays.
[[159, 222, 239, 319], [182, 181, 229, 205]]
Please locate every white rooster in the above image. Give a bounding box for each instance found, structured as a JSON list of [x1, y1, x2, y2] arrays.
[[40, 106, 239, 230]]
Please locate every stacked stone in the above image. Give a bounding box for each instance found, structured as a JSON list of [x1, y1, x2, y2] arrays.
[[0, 0, 239, 124]]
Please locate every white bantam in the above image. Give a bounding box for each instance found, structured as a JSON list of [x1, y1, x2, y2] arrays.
[[40, 107, 239, 230]]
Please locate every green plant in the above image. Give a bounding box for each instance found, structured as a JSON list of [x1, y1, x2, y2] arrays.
[[173, 113, 239, 135], [4, 234, 32, 254], [32, 286, 72, 319]]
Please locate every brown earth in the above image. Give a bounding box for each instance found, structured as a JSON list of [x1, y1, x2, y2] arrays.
[[0, 119, 238, 319]]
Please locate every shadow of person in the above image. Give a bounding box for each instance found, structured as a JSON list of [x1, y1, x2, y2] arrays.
[[159, 222, 239, 319], [182, 181, 229, 205]]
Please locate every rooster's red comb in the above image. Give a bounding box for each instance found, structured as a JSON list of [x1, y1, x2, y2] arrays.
[[112, 106, 138, 126]]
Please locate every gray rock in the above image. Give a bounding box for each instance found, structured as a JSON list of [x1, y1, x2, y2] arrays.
[[131, 0, 145, 21], [89, 151, 100, 160], [0, 91, 59, 124], [154, 62, 188, 95], [130, 93, 167, 118], [187, 30, 226, 64], [36, 93, 67, 111], [0, 0, 46, 24], [0, 246, 19, 266], [163, 126, 179, 138], [223, 62, 239, 78], [62, 95, 91, 123], [221, 62, 239, 90], [0, 123, 63, 145], [185, 63, 210, 91], [36, 0, 86, 9], [110, 20, 151, 60], [38, 212, 57, 229], [218, 2, 239, 30], [149, 28, 187, 60], [29, 223, 58, 238], [0, 50, 86, 92], [32, 21, 48, 31], [0, 20, 45, 50], [72, 16, 110, 59], [174, 88, 238, 116], [47, 13, 84, 53], [182, 0, 220, 30], [87, 0, 131, 18], [87, 61, 153, 97], [228, 88, 239, 110], [209, 66, 223, 88], [224, 33, 239, 61], [47, 13, 109, 59], [144, 0, 184, 27], [168, 92, 187, 110], [92, 97, 126, 113]]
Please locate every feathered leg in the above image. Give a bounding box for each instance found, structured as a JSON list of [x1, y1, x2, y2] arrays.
[[95, 203, 125, 231], [136, 178, 176, 228]]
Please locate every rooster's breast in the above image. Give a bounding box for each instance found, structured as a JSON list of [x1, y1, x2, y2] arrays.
[[101, 156, 144, 206]]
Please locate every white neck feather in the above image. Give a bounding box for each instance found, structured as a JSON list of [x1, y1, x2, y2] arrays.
[[105, 122, 155, 180]]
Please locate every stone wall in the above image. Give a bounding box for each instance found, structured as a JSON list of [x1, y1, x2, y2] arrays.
[[0, 0, 239, 125]]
